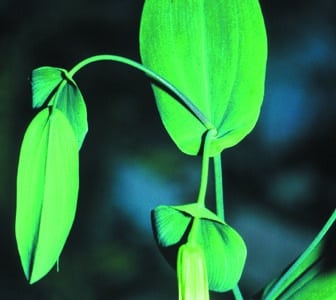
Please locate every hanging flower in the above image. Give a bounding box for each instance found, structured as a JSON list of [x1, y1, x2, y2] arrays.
[[177, 242, 209, 300], [151, 203, 247, 292]]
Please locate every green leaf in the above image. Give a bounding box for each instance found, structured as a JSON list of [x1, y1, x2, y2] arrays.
[[152, 205, 192, 247], [140, 0, 267, 156], [254, 210, 336, 300], [151, 205, 247, 292], [32, 66, 88, 149], [173, 203, 225, 224], [194, 218, 247, 292], [16, 108, 79, 284], [52, 79, 88, 149], [32, 67, 65, 108]]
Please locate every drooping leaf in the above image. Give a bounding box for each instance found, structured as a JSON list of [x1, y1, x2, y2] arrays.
[[16, 108, 79, 284], [32, 67, 65, 108], [152, 205, 192, 247], [195, 217, 247, 292], [52, 79, 88, 149], [31, 66, 88, 149], [253, 209, 336, 300], [173, 203, 225, 224], [151, 205, 247, 292], [140, 0, 268, 156]]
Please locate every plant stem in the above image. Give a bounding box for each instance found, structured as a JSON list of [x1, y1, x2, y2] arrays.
[[265, 209, 336, 300], [213, 154, 224, 221], [68, 54, 214, 130], [196, 129, 217, 207], [213, 154, 244, 299], [233, 285, 244, 300]]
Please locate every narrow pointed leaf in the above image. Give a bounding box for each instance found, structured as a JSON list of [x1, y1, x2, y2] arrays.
[[140, 0, 267, 156], [16, 108, 79, 284], [254, 210, 336, 299]]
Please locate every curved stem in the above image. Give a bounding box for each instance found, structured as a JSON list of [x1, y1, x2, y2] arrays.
[[213, 154, 224, 221], [68, 54, 214, 130], [196, 129, 217, 207]]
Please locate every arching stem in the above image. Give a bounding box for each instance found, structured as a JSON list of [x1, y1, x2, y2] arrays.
[[68, 54, 214, 130]]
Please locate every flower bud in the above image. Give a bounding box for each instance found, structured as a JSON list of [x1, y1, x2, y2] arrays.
[[177, 243, 209, 300]]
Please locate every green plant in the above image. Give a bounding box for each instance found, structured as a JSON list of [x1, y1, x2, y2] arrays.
[[14, 0, 336, 299]]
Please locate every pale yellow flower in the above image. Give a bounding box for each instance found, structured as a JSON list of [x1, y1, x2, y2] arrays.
[[177, 242, 209, 300]]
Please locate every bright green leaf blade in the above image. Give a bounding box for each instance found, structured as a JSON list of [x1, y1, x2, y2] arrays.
[[195, 219, 247, 292], [173, 203, 225, 225], [32, 66, 88, 149], [151, 205, 247, 292], [254, 210, 336, 300], [140, 0, 267, 156], [16, 108, 79, 284], [32, 67, 65, 108], [53, 78, 88, 149], [289, 270, 336, 300], [151, 205, 192, 247]]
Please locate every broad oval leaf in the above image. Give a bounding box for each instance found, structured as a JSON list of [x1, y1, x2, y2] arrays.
[[16, 108, 79, 284], [140, 0, 268, 156], [32, 66, 88, 149], [195, 217, 247, 292], [151, 205, 247, 292]]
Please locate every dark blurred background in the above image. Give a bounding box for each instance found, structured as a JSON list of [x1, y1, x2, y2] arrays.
[[0, 0, 335, 299]]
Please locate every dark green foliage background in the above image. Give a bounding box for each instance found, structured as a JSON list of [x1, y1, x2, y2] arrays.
[[0, 0, 335, 299]]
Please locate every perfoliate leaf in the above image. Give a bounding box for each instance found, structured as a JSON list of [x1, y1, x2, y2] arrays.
[[194, 218, 247, 292], [32, 67, 65, 108], [152, 205, 192, 247], [31, 66, 88, 149], [16, 108, 79, 284], [151, 205, 247, 292], [140, 0, 268, 156], [173, 203, 225, 224]]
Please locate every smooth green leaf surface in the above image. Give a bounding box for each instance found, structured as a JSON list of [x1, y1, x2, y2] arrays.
[[52, 79, 88, 149], [32, 66, 88, 149], [152, 205, 192, 247], [254, 210, 336, 300], [32, 67, 65, 108], [16, 108, 79, 284], [173, 203, 225, 224], [140, 0, 267, 156], [194, 218, 247, 292], [151, 205, 247, 292]]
